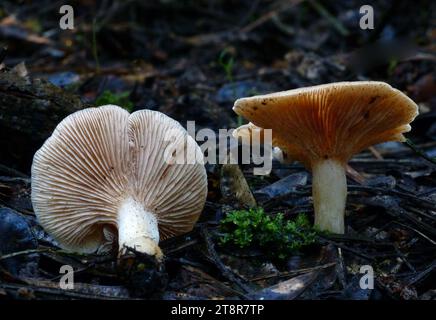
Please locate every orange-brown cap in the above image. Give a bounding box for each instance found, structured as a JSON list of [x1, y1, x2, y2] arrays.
[[233, 81, 419, 168]]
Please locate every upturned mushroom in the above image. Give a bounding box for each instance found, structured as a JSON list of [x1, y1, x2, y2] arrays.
[[31, 105, 207, 259], [233, 81, 418, 234]]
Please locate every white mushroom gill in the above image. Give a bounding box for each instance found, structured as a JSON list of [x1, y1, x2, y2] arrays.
[[31, 105, 208, 258]]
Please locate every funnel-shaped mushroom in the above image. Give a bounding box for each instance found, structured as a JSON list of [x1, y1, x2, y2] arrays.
[[233, 82, 418, 234], [31, 105, 207, 258]]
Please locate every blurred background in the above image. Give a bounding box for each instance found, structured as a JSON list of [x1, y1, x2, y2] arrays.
[[0, 0, 434, 173]]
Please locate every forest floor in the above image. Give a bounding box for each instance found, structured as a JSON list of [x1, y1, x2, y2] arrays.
[[0, 0, 435, 300]]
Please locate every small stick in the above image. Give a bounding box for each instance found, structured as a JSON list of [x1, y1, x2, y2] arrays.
[[200, 227, 252, 296], [249, 262, 336, 281], [346, 164, 365, 184], [308, 0, 350, 36], [407, 259, 436, 286], [405, 139, 436, 165], [0, 46, 7, 64], [393, 221, 436, 246], [336, 247, 348, 289], [392, 244, 416, 272], [0, 283, 131, 300], [319, 237, 374, 260], [240, 0, 302, 33], [0, 248, 49, 261], [368, 146, 383, 160]]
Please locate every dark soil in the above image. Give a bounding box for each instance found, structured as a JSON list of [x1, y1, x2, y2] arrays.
[[0, 0, 435, 300]]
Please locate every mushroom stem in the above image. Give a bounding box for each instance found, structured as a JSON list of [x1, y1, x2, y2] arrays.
[[312, 159, 347, 234], [117, 197, 162, 259]]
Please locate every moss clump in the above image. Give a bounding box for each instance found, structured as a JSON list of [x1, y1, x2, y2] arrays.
[[95, 90, 134, 112], [219, 208, 317, 260]]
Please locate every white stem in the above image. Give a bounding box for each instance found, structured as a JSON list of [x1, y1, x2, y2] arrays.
[[117, 197, 162, 259], [312, 159, 347, 234]]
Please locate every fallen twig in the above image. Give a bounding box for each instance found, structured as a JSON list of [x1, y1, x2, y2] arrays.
[[249, 262, 336, 282], [405, 139, 436, 165], [200, 227, 252, 297], [407, 259, 436, 286], [308, 0, 350, 36]]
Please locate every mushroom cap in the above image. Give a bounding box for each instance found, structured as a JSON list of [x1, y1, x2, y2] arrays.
[[31, 105, 207, 253], [233, 81, 419, 168], [232, 122, 265, 144]]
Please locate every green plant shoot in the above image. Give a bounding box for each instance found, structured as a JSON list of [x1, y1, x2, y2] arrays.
[[95, 90, 134, 112]]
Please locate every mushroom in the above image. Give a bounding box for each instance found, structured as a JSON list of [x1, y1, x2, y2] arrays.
[[31, 105, 207, 259], [233, 123, 291, 164], [233, 81, 418, 234]]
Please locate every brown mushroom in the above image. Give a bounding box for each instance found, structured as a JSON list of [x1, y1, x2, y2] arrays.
[[31, 105, 207, 259], [233, 81, 418, 234]]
